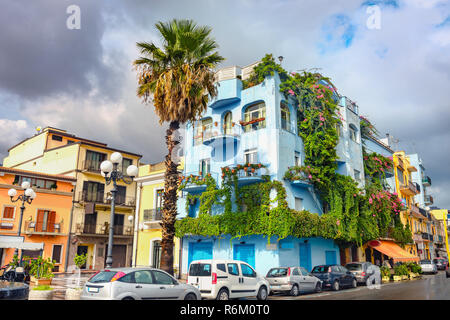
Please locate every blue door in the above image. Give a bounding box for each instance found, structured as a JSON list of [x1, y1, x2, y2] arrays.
[[188, 242, 213, 268], [299, 243, 311, 272], [233, 244, 255, 268], [325, 250, 337, 265]]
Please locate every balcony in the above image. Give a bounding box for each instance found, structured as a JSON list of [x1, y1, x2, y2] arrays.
[[143, 208, 163, 228], [421, 232, 433, 242], [422, 176, 432, 186], [399, 181, 420, 196], [181, 172, 219, 193], [397, 157, 405, 171], [82, 160, 102, 174], [75, 223, 133, 237], [210, 66, 242, 109], [234, 166, 265, 187], [202, 126, 241, 148], [79, 191, 136, 207], [24, 221, 64, 236], [409, 205, 424, 219], [424, 195, 434, 205]]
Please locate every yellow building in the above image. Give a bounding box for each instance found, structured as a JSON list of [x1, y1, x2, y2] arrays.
[[132, 161, 181, 277], [3, 127, 142, 270], [430, 209, 450, 259], [393, 151, 428, 259]]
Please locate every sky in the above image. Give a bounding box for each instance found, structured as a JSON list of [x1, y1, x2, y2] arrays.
[[0, 0, 449, 208]]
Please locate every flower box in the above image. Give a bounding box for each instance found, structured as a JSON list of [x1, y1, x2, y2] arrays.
[[382, 276, 390, 283], [30, 276, 52, 287], [401, 275, 408, 280], [239, 117, 265, 127], [393, 275, 402, 281]]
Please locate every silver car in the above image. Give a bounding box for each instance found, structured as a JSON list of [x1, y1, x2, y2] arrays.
[[419, 260, 438, 274], [81, 267, 201, 300], [265, 267, 322, 296]]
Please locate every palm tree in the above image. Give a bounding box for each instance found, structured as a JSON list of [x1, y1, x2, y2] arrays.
[[134, 19, 224, 275]]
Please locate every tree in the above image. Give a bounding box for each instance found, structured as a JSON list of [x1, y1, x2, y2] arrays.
[[134, 19, 224, 275]]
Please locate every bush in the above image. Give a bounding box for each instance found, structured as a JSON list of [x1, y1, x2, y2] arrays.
[[380, 266, 390, 278], [32, 285, 53, 291], [405, 262, 422, 274], [394, 264, 409, 276]]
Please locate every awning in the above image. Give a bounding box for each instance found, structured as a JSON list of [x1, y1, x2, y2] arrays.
[[0, 241, 44, 251], [368, 240, 419, 263]]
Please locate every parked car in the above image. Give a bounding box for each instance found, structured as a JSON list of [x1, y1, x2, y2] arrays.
[[345, 262, 381, 286], [311, 265, 357, 291], [265, 266, 322, 296], [419, 260, 438, 274], [81, 267, 201, 300], [187, 259, 270, 300], [446, 263, 450, 278], [433, 257, 448, 270]]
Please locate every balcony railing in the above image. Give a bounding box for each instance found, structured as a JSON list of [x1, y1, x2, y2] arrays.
[[79, 191, 136, 207], [400, 181, 419, 196], [424, 195, 434, 205], [24, 221, 64, 234], [143, 208, 163, 222], [421, 232, 433, 241], [75, 223, 133, 236], [82, 160, 103, 173], [201, 126, 242, 148], [410, 205, 423, 219]]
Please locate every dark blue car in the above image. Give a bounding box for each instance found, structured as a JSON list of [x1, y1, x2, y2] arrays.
[[311, 265, 357, 291]]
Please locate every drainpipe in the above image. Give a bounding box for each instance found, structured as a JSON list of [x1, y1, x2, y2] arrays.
[[132, 182, 142, 267]]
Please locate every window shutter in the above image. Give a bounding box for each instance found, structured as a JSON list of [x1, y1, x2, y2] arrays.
[[3, 207, 14, 219], [47, 211, 56, 232], [36, 210, 45, 232]]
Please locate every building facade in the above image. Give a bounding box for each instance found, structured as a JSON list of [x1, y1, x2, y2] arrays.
[[0, 166, 76, 272], [176, 64, 367, 277], [2, 127, 141, 270], [132, 162, 181, 276]]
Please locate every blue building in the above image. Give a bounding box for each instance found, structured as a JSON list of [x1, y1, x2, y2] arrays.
[[177, 63, 367, 277]]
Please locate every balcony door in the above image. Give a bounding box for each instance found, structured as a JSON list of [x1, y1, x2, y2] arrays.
[[116, 186, 127, 205], [83, 181, 104, 202], [83, 212, 97, 234], [85, 150, 106, 172], [199, 159, 210, 178], [114, 214, 124, 235], [36, 210, 56, 232]]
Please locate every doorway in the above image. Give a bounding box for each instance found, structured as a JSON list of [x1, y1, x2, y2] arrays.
[[104, 244, 127, 268], [77, 245, 88, 269]]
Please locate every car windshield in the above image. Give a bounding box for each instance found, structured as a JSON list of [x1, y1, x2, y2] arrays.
[[266, 268, 288, 277], [89, 271, 118, 283], [312, 266, 329, 273], [420, 260, 431, 264], [189, 263, 211, 276], [345, 264, 362, 271]]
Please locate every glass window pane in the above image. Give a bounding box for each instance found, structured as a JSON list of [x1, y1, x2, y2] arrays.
[[134, 270, 154, 284], [152, 270, 174, 285]]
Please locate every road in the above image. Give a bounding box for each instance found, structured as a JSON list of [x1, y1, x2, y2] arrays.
[[267, 271, 450, 300]]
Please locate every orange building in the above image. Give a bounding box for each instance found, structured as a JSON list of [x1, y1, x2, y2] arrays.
[[0, 166, 76, 272]]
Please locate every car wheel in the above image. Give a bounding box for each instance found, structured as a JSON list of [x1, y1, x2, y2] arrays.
[[184, 293, 197, 300], [352, 279, 357, 288], [332, 280, 340, 291], [122, 297, 134, 300], [290, 284, 299, 297], [216, 288, 229, 300], [257, 286, 268, 300], [315, 282, 322, 293]]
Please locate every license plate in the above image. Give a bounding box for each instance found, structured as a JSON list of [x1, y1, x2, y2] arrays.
[[88, 287, 99, 293]]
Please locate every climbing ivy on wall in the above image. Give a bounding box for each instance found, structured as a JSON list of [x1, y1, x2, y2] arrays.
[[175, 53, 412, 246]]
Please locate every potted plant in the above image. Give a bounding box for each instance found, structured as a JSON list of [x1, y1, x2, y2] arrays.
[[28, 284, 54, 300], [65, 253, 87, 300], [29, 257, 55, 287], [380, 266, 390, 282], [50, 182, 57, 190]]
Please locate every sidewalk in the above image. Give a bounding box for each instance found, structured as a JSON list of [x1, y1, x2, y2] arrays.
[[51, 272, 94, 300]]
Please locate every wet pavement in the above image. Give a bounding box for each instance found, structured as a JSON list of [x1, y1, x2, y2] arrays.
[[51, 272, 93, 300], [268, 271, 450, 300]]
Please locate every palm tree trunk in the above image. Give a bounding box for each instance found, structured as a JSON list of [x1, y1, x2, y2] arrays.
[[160, 120, 180, 276]]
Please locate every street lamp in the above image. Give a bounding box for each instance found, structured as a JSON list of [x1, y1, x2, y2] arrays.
[[8, 181, 37, 263], [101, 152, 138, 268]]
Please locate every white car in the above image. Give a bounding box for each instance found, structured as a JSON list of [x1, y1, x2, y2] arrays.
[[187, 259, 270, 300], [419, 260, 438, 274], [81, 267, 201, 300], [265, 267, 322, 296]]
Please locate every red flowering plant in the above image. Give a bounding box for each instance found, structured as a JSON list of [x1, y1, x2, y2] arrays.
[[283, 165, 323, 187], [178, 173, 216, 190], [359, 115, 379, 138], [363, 150, 394, 183], [221, 163, 266, 182]]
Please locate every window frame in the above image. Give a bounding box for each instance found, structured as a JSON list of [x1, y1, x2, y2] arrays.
[[51, 244, 63, 264], [240, 263, 256, 278], [2, 206, 16, 221], [243, 102, 266, 133], [349, 124, 358, 143], [227, 263, 240, 276], [280, 101, 291, 132]]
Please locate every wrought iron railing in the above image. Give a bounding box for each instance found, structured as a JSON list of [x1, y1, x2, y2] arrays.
[[75, 223, 133, 236]]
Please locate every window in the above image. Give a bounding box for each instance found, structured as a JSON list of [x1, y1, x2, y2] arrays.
[[354, 169, 361, 182], [85, 150, 106, 172], [118, 272, 136, 283], [18, 176, 56, 190], [151, 240, 161, 268], [227, 263, 239, 276], [244, 149, 258, 164], [52, 245, 62, 264], [152, 270, 176, 285], [189, 263, 211, 276], [134, 270, 154, 284], [280, 101, 291, 131], [194, 118, 213, 145], [240, 264, 256, 278], [295, 197, 303, 211], [82, 181, 105, 202], [36, 210, 56, 232], [396, 168, 404, 185], [121, 158, 133, 175], [243, 102, 266, 132], [216, 263, 226, 273], [2, 206, 15, 220], [199, 159, 210, 177], [223, 112, 232, 135], [349, 124, 358, 143], [52, 135, 63, 142], [300, 267, 309, 276], [67, 140, 75, 145], [294, 152, 301, 167], [292, 268, 300, 276], [156, 189, 164, 209]]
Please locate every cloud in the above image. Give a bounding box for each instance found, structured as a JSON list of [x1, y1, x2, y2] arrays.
[[0, 119, 31, 162]]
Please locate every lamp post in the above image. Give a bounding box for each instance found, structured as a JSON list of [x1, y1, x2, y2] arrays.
[[100, 152, 138, 268], [8, 181, 37, 263]]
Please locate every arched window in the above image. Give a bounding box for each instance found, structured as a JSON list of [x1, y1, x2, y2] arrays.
[[280, 101, 290, 131], [223, 112, 232, 135], [242, 102, 266, 133], [193, 117, 212, 145], [349, 124, 358, 143]]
